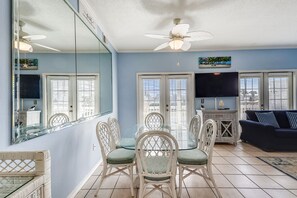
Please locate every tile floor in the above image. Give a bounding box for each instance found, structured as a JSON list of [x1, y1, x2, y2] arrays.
[[75, 142, 297, 198]]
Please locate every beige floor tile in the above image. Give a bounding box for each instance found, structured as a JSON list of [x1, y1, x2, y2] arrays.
[[87, 189, 113, 198], [216, 150, 236, 157], [232, 151, 253, 157], [264, 189, 297, 198], [82, 175, 98, 189], [212, 151, 220, 156], [207, 175, 233, 188], [253, 165, 285, 175], [111, 189, 135, 198], [96, 175, 119, 189], [115, 175, 133, 188], [219, 188, 244, 198], [223, 157, 248, 165], [93, 165, 103, 176], [225, 175, 258, 188], [269, 175, 297, 189], [140, 188, 163, 198], [187, 188, 216, 198], [240, 157, 266, 165], [179, 188, 190, 198], [74, 190, 88, 198], [291, 190, 297, 196], [238, 188, 270, 198], [234, 165, 263, 175], [211, 165, 221, 174], [246, 175, 283, 189], [212, 156, 230, 165], [183, 175, 210, 187], [215, 165, 242, 174]]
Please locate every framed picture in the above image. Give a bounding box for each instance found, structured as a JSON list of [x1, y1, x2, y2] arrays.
[[15, 58, 38, 70], [199, 56, 231, 68]]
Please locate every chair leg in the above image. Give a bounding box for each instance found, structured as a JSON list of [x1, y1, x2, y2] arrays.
[[206, 166, 222, 198], [139, 179, 144, 198], [172, 177, 177, 198], [128, 165, 134, 197], [178, 165, 183, 198], [94, 164, 107, 197]]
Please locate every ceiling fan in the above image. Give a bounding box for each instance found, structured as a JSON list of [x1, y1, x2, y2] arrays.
[[15, 21, 61, 52], [145, 18, 213, 51]]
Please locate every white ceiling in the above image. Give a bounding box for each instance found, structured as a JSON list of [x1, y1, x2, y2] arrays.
[[88, 0, 297, 52]]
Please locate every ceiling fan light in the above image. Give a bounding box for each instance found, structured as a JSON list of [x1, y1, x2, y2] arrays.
[[169, 39, 184, 50], [14, 41, 33, 52]]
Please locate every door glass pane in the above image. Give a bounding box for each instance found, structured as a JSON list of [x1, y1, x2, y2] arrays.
[[77, 78, 96, 118], [268, 76, 289, 110], [49, 79, 70, 117], [169, 78, 187, 131], [142, 79, 161, 118], [240, 77, 261, 119]]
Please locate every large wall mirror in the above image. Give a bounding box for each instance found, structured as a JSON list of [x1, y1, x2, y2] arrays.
[[12, 0, 113, 143]]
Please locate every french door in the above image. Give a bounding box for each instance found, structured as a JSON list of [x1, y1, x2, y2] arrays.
[[45, 75, 99, 125], [240, 72, 293, 119], [137, 73, 194, 131]]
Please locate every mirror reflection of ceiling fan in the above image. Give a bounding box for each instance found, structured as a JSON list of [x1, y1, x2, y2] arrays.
[[14, 21, 61, 52], [145, 18, 213, 51]]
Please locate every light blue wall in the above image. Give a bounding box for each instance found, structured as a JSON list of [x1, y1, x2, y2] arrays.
[[0, 0, 118, 197], [118, 49, 297, 135]]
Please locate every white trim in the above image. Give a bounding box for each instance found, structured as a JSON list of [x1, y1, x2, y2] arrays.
[[67, 160, 102, 198]]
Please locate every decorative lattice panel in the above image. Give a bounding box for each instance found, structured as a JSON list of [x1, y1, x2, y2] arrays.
[[108, 118, 120, 144], [96, 122, 114, 156], [145, 112, 164, 130], [0, 159, 35, 174]]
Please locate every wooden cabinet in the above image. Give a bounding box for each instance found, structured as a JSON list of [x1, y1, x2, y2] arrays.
[[200, 110, 238, 145]]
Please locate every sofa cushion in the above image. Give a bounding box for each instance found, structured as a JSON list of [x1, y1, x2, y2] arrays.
[[275, 128, 297, 138], [255, 112, 280, 128], [286, 112, 297, 129]]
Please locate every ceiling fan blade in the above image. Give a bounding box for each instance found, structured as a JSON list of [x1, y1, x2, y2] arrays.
[[32, 42, 61, 52], [186, 31, 213, 41], [23, 35, 46, 41], [145, 34, 169, 39], [171, 24, 189, 36], [181, 41, 191, 51], [154, 42, 169, 51]]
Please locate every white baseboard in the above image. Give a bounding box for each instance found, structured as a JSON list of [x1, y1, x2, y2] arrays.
[[67, 160, 102, 198]]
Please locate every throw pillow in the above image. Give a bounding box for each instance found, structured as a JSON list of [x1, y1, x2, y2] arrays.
[[286, 112, 297, 129], [255, 112, 280, 128]]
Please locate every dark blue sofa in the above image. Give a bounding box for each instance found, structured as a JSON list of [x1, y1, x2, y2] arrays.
[[239, 110, 297, 151]]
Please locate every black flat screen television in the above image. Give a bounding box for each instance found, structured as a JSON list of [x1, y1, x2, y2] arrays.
[[19, 74, 41, 99], [195, 72, 238, 97]]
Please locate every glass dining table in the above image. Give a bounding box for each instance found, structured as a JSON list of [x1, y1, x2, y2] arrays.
[[120, 125, 197, 150], [0, 176, 34, 197]]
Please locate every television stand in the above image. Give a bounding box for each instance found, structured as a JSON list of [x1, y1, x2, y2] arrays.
[[201, 110, 238, 145]]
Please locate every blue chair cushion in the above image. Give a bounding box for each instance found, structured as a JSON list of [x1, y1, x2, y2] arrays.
[[107, 148, 135, 164], [177, 149, 208, 165], [286, 112, 297, 129], [116, 138, 136, 149], [255, 112, 280, 128], [143, 156, 170, 181]]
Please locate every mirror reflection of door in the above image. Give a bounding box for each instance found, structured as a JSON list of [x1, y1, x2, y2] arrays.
[[137, 73, 194, 132], [46, 75, 99, 126]]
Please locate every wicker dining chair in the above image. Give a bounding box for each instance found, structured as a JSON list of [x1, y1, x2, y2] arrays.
[[48, 113, 69, 127], [178, 119, 222, 198], [144, 112, 165, 130], [108, 117, 135, 148], [136, 131, 179, 198], [94, 121, 135, 197], [189, 115, 203, 145]]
